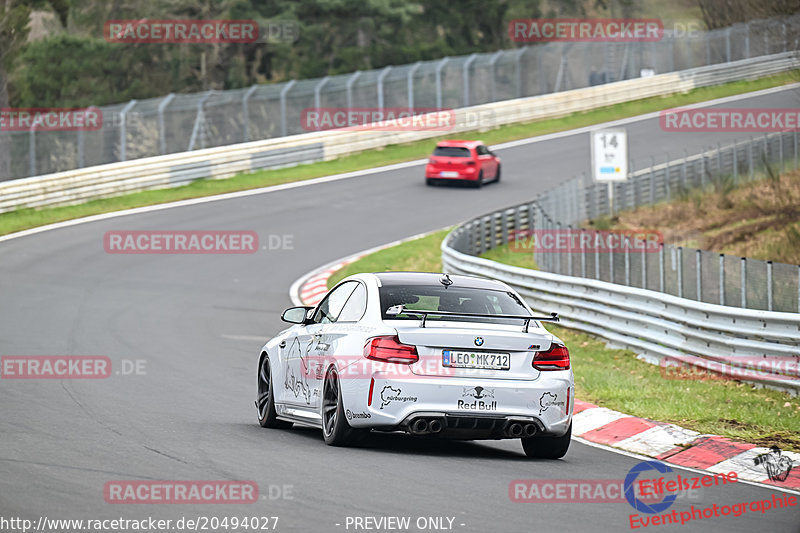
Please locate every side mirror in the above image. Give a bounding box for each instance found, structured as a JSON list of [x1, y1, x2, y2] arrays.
[[281, 306, 313, 324]]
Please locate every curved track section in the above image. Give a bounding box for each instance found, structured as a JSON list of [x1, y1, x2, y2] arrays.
[[1, 87, 798, 532]]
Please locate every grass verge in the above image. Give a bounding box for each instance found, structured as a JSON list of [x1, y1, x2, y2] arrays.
[[2, 71, 798, 237], [324, 230, 800, 451], [590, 168, 800, 263]]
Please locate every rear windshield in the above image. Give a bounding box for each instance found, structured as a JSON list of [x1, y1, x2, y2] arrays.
[[379, 284, 530, 323], [433, 146, 471, 158]]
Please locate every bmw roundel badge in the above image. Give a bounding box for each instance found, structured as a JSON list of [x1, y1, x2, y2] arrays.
[[474, 337, 484, 347]]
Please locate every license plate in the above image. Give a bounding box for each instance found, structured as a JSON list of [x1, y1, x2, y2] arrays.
[[442, 350, 510, 370], [440, 171, 459, 178]]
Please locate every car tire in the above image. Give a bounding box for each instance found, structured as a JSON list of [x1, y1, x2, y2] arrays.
[[426, 178, 435, 186], [321, 367, 364, 446], [521, 423, 571, 459], [494, 164, 501, 183], [257, 354, 292, 429], [472, 171, 484, 188]]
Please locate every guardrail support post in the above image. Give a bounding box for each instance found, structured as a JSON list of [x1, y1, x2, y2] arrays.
[[695, 249, 702, 302], [556, 222, 562, 274], [188, 92, 213, 151], [489, 51, 503, 102], [159, 93, 176, 152], [624, 237, 631, 286], [677, 247, 683, 299], [649, 156, 655, 204], [280, 80, 297, 138], [767, 261, 773, 311], [659, 244, 665, 292], [313, 76, 330, 114], [119, 100, 138, 161], [407, 62, 422, 112], [732, 141, 738, 184], [463, 54, 477, 107], [641, 244, 647, 289], [595, 231, 601, 280], [515, 47, 527, 98], [435, 58, 450, 110], [740, 257, 747, 308], [581, 229, 587, 278], [725, 28, 731, 62], [377, 67, 392, 111], [719, 254, 725, 305], [28, 125, 36, 176], [554, 52, 567, 92], [744, 22, 750, 58], [345, 72, 360, 111], [609, 239, 615, 284]]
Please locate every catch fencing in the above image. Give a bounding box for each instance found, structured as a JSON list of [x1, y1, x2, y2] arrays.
[[2, 14, 799, 181]]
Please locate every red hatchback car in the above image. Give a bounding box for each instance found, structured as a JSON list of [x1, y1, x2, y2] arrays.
[[425, 140, 501, 187]]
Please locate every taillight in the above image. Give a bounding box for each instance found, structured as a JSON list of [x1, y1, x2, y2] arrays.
[[533, 343, 570, 371], [428, 157, 436, 164], [364, 336, 419, 364]]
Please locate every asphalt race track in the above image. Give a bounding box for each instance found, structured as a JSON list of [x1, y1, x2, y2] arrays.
[[1, 87, 799, 533]]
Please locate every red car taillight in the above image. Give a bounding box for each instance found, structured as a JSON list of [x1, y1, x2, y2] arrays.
[[533, 343, 570, 371], [364, 336, 419, 364]]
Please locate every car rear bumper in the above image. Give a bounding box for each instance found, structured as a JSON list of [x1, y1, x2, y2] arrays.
[[340, 373, 573, 438], [424, 166, 479, 181]]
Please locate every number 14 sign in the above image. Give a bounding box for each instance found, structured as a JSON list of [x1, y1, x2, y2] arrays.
[[591, 129, 628, 182]]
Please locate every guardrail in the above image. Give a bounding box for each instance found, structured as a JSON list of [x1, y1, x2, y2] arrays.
[[441, 184, 800, 395], [1, 52, 797, 215]]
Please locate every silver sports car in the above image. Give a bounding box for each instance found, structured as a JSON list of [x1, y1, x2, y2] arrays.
[[256, 272, 573, 458]]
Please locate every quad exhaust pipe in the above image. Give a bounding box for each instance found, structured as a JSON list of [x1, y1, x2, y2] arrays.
[[408, 417, 445, 435], [506, 422, 537, 438]]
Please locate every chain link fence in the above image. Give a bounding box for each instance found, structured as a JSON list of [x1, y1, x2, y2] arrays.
[[533, 130, 800, 313], [2, 15, 799, 181]]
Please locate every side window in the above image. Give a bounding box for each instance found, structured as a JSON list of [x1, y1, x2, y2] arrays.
[[313, 282, 357, 324], [336, 283, 367, 322], [476, 145, 487, 156]]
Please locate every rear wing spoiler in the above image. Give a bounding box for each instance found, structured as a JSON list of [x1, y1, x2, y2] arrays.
[[385, 305, 558, 333]]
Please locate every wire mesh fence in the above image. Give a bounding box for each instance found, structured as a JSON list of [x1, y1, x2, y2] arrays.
[[2, 14, 799, 181]]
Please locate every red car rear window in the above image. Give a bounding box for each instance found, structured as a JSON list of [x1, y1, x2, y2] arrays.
[[433, 146, 471, 158]]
